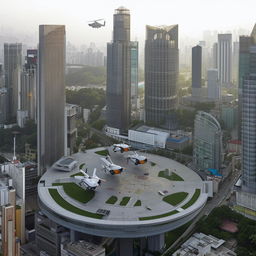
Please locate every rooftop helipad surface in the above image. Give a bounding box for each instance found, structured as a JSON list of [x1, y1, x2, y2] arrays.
[[38, 147, 209, 237]]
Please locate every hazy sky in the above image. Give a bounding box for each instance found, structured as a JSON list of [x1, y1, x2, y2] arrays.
[[0, 0, 255, 46]]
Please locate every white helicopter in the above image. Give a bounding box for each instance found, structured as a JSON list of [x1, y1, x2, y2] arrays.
[[127, 152, 148, 165], [101, 156, 124, 175], [112, 143, 130, 153], [74, 164, 105, 191]]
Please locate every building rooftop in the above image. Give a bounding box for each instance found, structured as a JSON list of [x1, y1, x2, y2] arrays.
[[64, 240, 105, 256], [173, 233, 236, 256], [38, 148, 209, 238], [134, 125, 170, 136]]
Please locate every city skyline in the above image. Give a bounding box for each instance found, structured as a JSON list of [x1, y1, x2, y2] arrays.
[[0, 0, 255, 46]]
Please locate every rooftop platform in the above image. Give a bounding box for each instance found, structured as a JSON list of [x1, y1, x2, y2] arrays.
[[38, 147, 209, 238]]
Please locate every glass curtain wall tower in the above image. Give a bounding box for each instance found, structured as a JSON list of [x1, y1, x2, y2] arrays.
[[145, 25, 179, 125], [106, 7, 131, 132]]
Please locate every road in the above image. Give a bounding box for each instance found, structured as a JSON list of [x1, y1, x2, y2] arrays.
[[162, 168, 242, 256]]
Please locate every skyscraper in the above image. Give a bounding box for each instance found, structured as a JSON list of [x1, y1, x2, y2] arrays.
[[4, 43, 22, 122], [2, 205, 16, 256], [238, 24, 256, 139], [145, 25, 179, 125], [217, 34, 232, 87], [20, 49, 37, 121], [38, 25, 66, 174], [207, 69, 220, 100], [106, 7, 131, 132], [192, 45, 202, 97], [241, 51, 256, 194], [193, 111, 222, 171], [212, 42, 218, 69], [232, 41, 239, 84], [130, 41, 139, 110]]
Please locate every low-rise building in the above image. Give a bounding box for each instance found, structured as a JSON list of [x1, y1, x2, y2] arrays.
[[173, 233, 236, 256], [128, 125, 170, 149], [61, 240, 105, 256], [166, 132, 191, 151]]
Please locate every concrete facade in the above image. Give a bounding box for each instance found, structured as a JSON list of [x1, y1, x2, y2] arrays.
[[192, 45, 202, 89], [217, 34, 232, 87], [38, 25, 66, 174], [207, 69, 220, 100], [4, 43, 22, 122]]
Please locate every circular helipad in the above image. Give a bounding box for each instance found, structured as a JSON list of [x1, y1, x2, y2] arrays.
[[38, 147, 208, 238]]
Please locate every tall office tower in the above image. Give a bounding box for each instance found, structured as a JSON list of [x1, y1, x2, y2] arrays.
[[20, 49, 37, 121], [65, 104, 78, 155], [193, 111, 222, 171], [233, 41, 239, 84], [238, 24, 256, 139], [4, 43, 22, 122], [38, 25, 66, 174], [0, 63, 4, 87], [212, 42, 218, 69], [207, 69, 220, 100], [242, 77, 256, 194], [145, 25, 179, 125], [130, 41, 138, 110], [106, 7, 131, 132], [0, 88, 7, 125], [217, 34, 232, 87], [192, 45, 202, 98], [2, 205, 16, 256], [198, 41, 208, 79], [240, 41, 256, 195]]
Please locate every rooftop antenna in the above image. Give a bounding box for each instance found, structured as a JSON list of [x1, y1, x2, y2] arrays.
[[12, 131, 19, 161]]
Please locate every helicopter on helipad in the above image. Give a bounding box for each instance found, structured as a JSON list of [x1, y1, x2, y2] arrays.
[[74, 164, 105, 191], [127, 152, 148, 165], [112, 143, 130, 153], [101, 156, 124, 175]]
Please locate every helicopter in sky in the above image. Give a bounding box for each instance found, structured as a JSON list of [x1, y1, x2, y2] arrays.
[[127, 152, 148, 165], [112, 143, 130, 153], [101, 156, 124, 175], [88, 19, 106, 28], [74, 164, 105, 191]]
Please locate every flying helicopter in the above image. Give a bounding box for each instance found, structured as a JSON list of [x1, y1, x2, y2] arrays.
[[127, 152, 148, 165], [88, 19, 106, 28], [101, 156, 124, 175], [112, 143, 130, 153], [74, 164, 105, 191]]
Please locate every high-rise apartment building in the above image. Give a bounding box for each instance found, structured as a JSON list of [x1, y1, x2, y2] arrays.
[[131, 41, 138, 110], [0, 87, 7, 125], [106, 7, 131, 132], [217, 34, 232, 87], [193, 111, 222, 171], [2, 205, 16, 256], [145, 25, 179, 125], [233, 41, 239, 84], [207, 69, 220, 100], [192, 45, 202, 98], [212, 42, 218, 69], [4, 43, 22, 122], [192, 45, 202, 89], [20, 49, 37, 121], [38, 25, 66, 174]]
